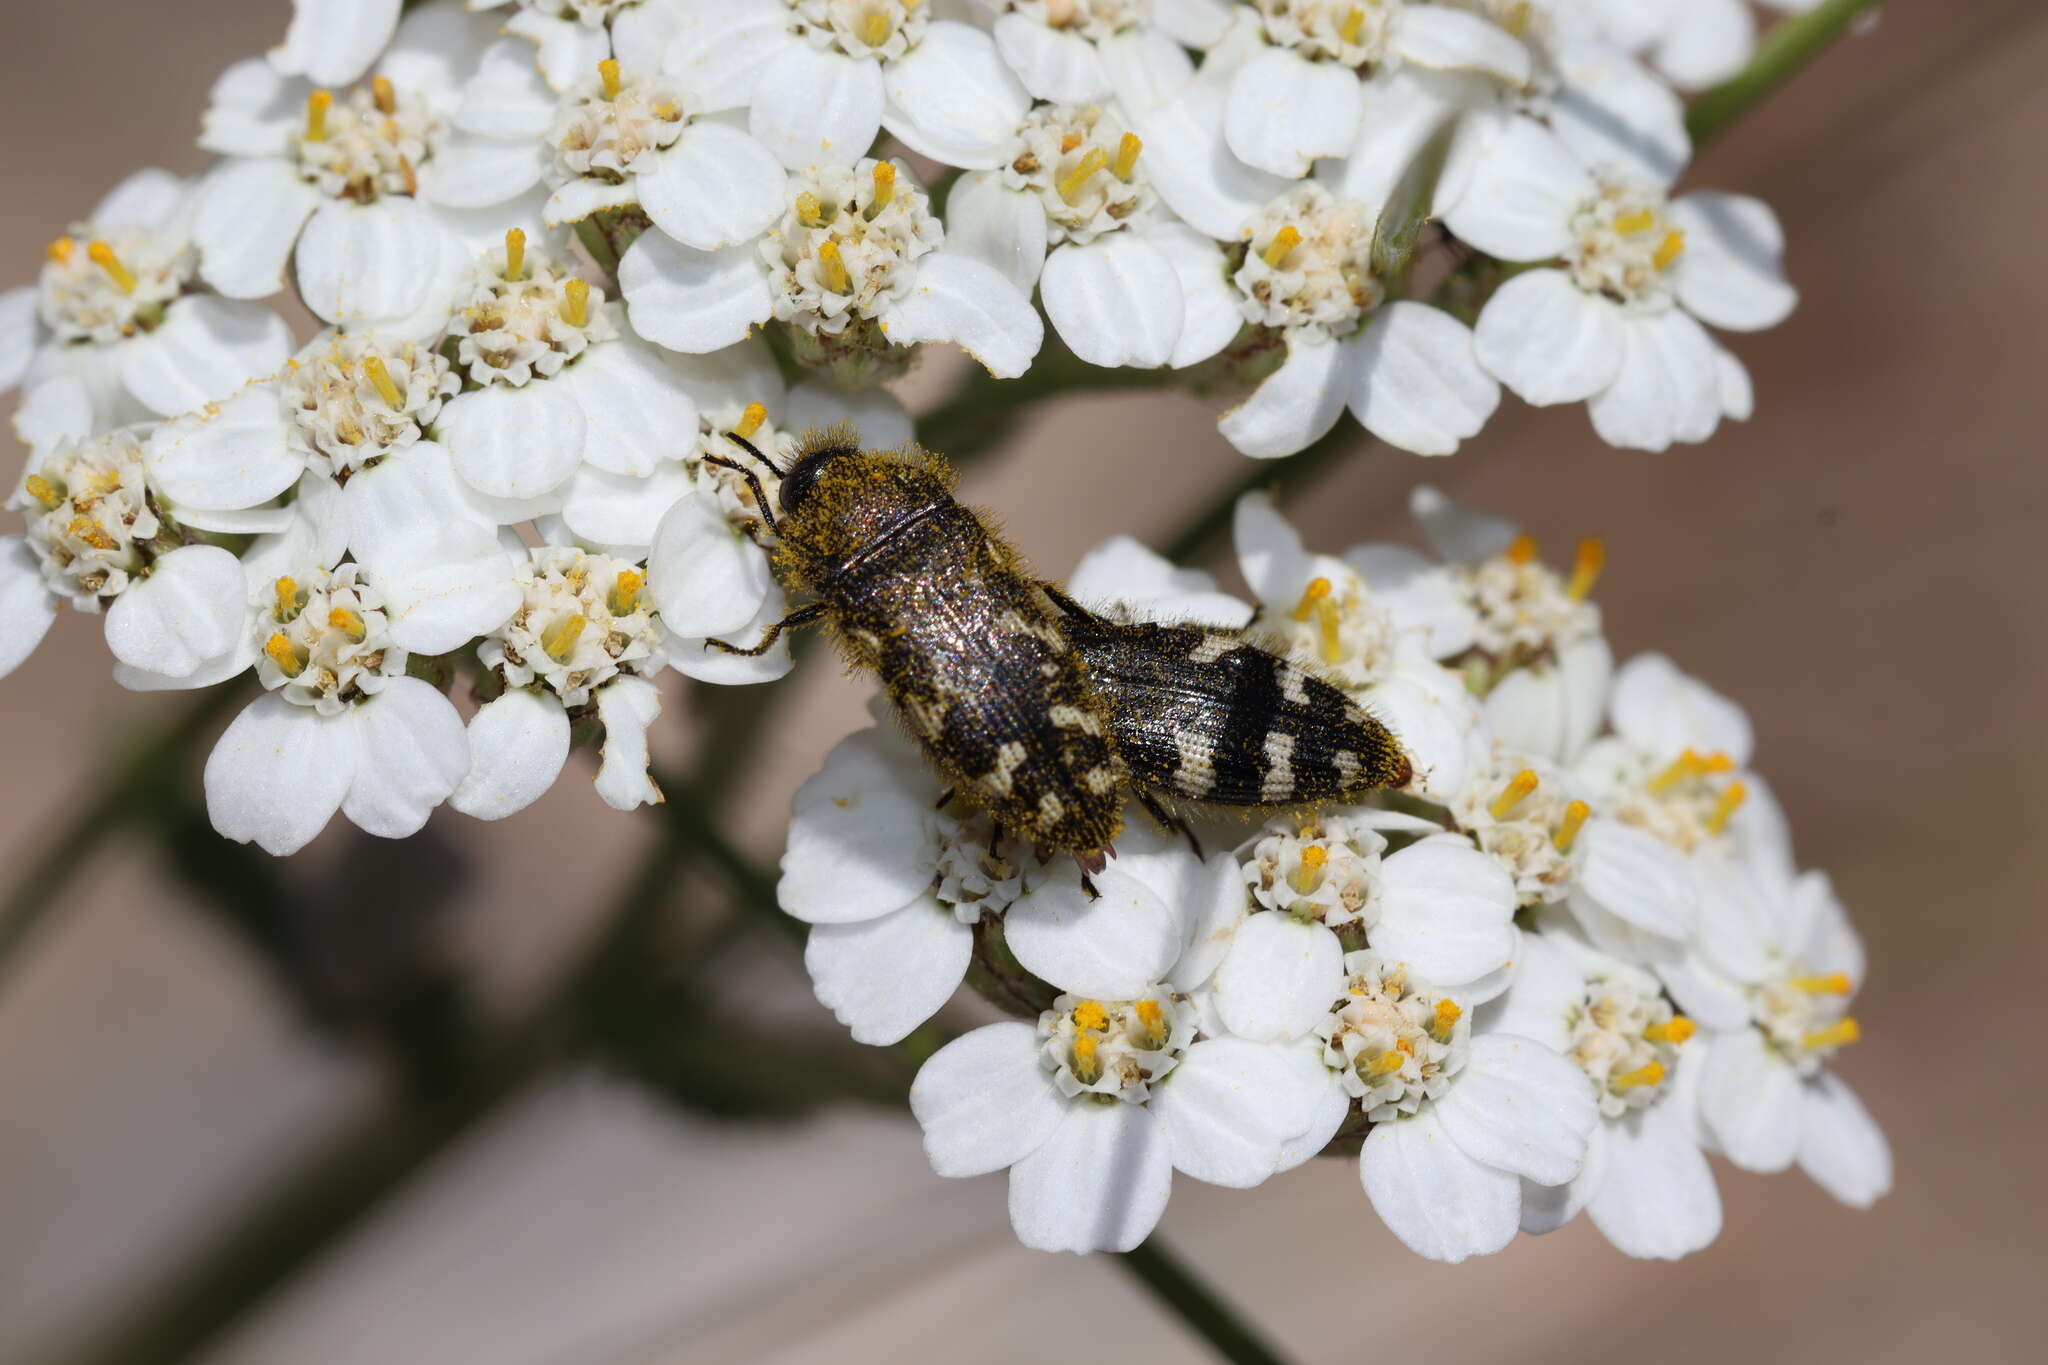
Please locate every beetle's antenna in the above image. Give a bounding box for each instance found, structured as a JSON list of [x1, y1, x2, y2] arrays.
[[722, 430, 786, 477], [702, 456, 778, 535]]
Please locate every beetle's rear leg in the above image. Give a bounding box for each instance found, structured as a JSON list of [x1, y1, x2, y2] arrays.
[[1136, 789, 1204, 859], [703, 602, 826, 657]]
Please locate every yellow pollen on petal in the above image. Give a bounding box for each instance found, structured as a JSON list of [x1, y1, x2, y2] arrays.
[[1261, 223, 1303, 268], [1338, 6, 1366, 45], [561, 278, 590, 328], [1071, 999, 1109, 1032], [1792, 972, 1853, 996], [1803, 1017, 1860, 1051], [1644, 1016, 1696, 1044], [1610, 1060, 1666, 1092], [1113, 131, 1142, 181], [1058, 146, 1109, 204], [265, 633, 306, 677], [609, 568, 645, 616], [86, 241, 137, 294], [1135, 998, 1167, 1046], [503, 227, 526, 281], [1290, 576, 1332, 622], [1613, 208, 1656, 235], [868, 160, 896, 215], [327, 606, 368, 642], [816, 240, 851, 294], [541, 613, 587, 663], [598, 58, 622, 100], [1566, 536, 1605, 601], [1430, 998, 1463, 1042], [1363, 1050, 1405, 1079], [362, 354, 404, 409], [795, 191, 829, 228], [1490, 768, 1539, 820], [1507, 532, 1538, 565], [735, 401, 768, 439], [23, 474, 60, 509], [1654, 230, 1686, 270], [861, 11, 892, 46], [1553, 799, 1591, 853], [372, 75, 397, 115], [273, 576, 302, 619], [305, 89, 333, 142], [67, 516, 117, 551], [1315, 599, 1344, 666], [1647, 747, 1704, 795], [1705, 780, 1748, 833], [46, 237, 75, 264]]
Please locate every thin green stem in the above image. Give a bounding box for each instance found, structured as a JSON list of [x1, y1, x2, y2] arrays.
[[1117, 1239, 1294, 1365], [573, 216, 620, 279], [1687, 0, 1884, 145]]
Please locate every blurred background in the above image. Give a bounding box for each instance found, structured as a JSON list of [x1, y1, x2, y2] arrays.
[[3, 2, 2045, 1361]]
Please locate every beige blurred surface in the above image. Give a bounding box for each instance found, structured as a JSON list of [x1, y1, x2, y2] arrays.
[[3, 2, 2046, 1362]]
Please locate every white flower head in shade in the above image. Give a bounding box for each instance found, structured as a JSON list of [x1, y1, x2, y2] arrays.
[[279, 332, 460, 479], [1452, 753, 1590, 907], [766, 159, 943, 338], [0, 171, 295, 431], [1444, 120, 1795, 451], [1039, 987, 1198, 1101], [12, 426, 165, 614], [254, 562, 407, 714]]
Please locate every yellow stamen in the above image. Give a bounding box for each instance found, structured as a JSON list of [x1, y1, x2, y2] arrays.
[[1261, 224, 1303, 268], [1507, 532, 1538, 565], [1791, 972, 1852, 996], [795, 191, 829, 228], [1489, 768, 1539, 820], [1363, 1051, 1406, 1079], [305, 89, 333, 142], [861, 11, 892, 47], [1113, 131, 1142, 181], [868, 160, 896, 214], [1654, 230, 1685, 270], [1338, 6, 1365, 44], [1502, 1, 1534, 37], [1290, 576, 1332, 622], [327, 606, 368, 642], [1430, 998, 1463, 1042], [609, 569, 645, 616], [1696, 751, 1736, 774], [1644, 1016, 1695, 1044], [1610, 1060, 1666, 1092], [1553, 799, 1591, 853], [272, 576, 302, 619], [46, 237, 74, 264], [23, 474, 60, 509], [362, 354, 404, 409], [1705, 780, 1748, 834], [372, 75, 396, 115], [1071, 999, 1109, 1032], [735, 400, 767, 439], [1289, 844, 1329, 894], [816, 240, 850, 294], [1613, 208, 1656, 235], [598, 58, 622, 100], [264, 633, 305, 677], [1565, 536, 1604, 601], [1072, 1033, 1101, 1083], [1647, 747, 1705, 795], [541, 614, 587, 663], [561, 278, 590, 328], [503, 227, 526, 281], [67, 516, 117, 551], [1134, 998, 1167, 1046], [1314, 599, 1344, 665], [86, 241, 137, 294], [1803, 1017, 1860, 1051], [1058, 146, 1109, 204]]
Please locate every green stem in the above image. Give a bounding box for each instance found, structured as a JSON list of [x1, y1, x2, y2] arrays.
[[1686, 0, 1884, 145], [573, 215, 620, 279], [1117, 1239, 1294, 1365]]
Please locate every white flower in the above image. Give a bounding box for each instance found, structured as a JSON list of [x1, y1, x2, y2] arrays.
[[193, 4, 530, 331], [271, 0, 404, 88], [1487, 919, 1723, 1258], [1666, 853, 1891, 1208], [0, 170, 294, 431], [619, 156, 1042, 380], [976, 0, 1222, 106], [1443, 119, 1794, 450], [1562, 0, 1821, 92], [470, 0, 625, 91], [1319, 949, 1598, 1262]]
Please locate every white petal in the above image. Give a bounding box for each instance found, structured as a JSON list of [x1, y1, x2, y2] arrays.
[[1439, 118, 1590, 262], [1231, 489, 1313, 607], [1576, 816, 1695, 939], [1483, 930, 1582, 1054], [783, 381, 914, 452], [440, 382, 587, 500], [510, 11, 612, 94], [1041, 237, 1184, 371], [1409, 483, 1517, 563], [881, 252, 1043, 379], [911, 1022, 1069, 1177], [1698, 1028, 1802, 1172], [1365, 667, 1481, 803], [270, 0, 400, 86], [778, 727, 939, 925], [341, 675, 470, 837], [805, 896, 973, 1045], [1668, 192, 1797, 332], [452, 37, 557, 138], [1274, 1067, 1351, 1170], [0, 537, 59, 679], [1362, 1110, 1522, 1263], [192, 158, 322, 300], [1069, 534, 1251, 629], [1330, 66, 1481, 220], [0, 287, 40, 392], [749, 45, 884, 171], [1587, 1102, 1723, 1258], [941, 172, 1047, 295], [1389, 5, 1531, 82], [1588, 310, 1722, 451], [593, 674, 665, 810], [379, 1, 500, 100], [647, 0, 788, 113], [662, 336, 787, 415], [294, 199, 448, 326], [146, 384, 299, 511], [1217, 334, 1348, 459], [1156, 1037, 1329, 1187], [1153, 0, 1237, 49], [1797, 1073, 1891, 1208], [881, 22, 1032, 171], [993, 14, 1109, 104], [639, 122, 789, 250], [1653, 0, 1756, 90], [1371, 834, 1517, 987], [419, 133, 547, 209], [345, 482, 521, 654], [1433, 1032, 1595, 1186], [200, 59, 301, 158], [1010, 1102, 1172, 1254], [205, 695, 357, 856], [1213, 914, 1343, 1043], [1472, 268, 1625, 406], [667, 581, 798, 686], [1345, 301, 1498, 456], [1715, 344, 1753, 420], [1609, 650, 1752, 765], [1167, 853, 1257, 992], [1143, 222, 1239, 369], [1549, 40, 1690, 185], [544, 177, 642, 228], [449, 688, 570, 821], [1128, 85, 1292, 240], [559, 462, 694, 551], [646, 489, 772, 638], [117, 296, 294, 419], [559, 342, 699, 478], [93, 168, 192, 234], [102, 546, 246, 678], [618, 233, 772, 355], [1006, 859, 1187, 1000], [1225, 48, 1363, 179]]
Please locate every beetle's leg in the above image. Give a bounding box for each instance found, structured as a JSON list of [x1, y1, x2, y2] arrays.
[[701, 454, 778, 536], [1136, 789, 1204, 859], [702, 602, 826, 657], [1038, 580, 1097, 622]]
